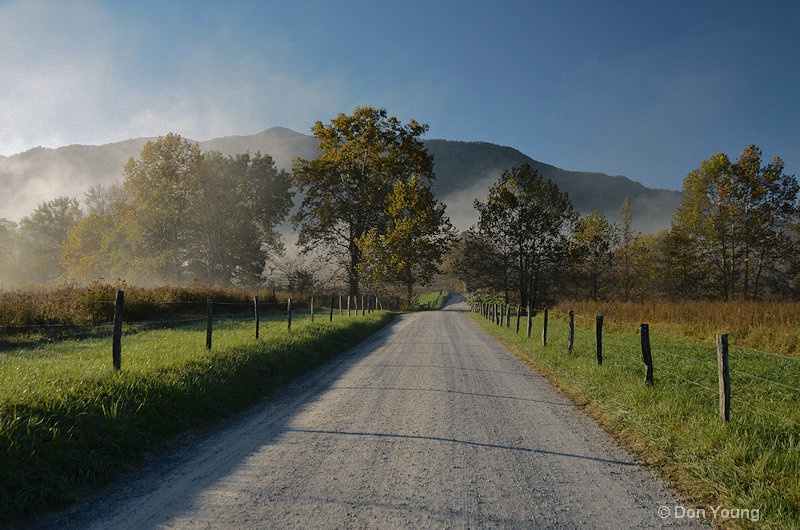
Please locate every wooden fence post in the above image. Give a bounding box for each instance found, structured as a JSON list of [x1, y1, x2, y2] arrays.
[[568, 310, 575, 353], [339, 295, 343, 316], [717, 334, 730, 421], [330, 295, 335, 321], [515, 305, 521, 334], [310, 296, 315, 322], [254, 295, 260, 340], [287, 298, 292, 331], [526, 305, 533, 338], [595, 315, 603, 365], [206, 297, 213, 350], [112, 290, 124, 371], [347, 295, 352, 317], [641, 323, 653, 385], [542, 307, 549, 347]]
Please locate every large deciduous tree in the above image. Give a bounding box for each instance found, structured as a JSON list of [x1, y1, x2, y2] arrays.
[[669, 145, 798, 300], [186, 151, 293, 286], [473, 164, 577, 309], [123, 133, 201, 283], [291, 106, 434, 297], [357, 174, 454, 308]]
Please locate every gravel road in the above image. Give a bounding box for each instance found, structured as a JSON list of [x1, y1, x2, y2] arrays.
[[42, 296, 702, 528]]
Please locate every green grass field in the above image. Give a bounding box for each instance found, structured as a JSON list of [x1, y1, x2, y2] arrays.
[[471, 310, 800, 529], [415, 290, 450, 310], [0, 310, 394, 526]]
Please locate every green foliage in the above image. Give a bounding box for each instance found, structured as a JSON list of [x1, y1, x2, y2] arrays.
[[358, 175, 455, 308], [571, 210, 619, 301], [614, 198, 651, 302], [291, 106, 434, 297], [669, 145, 799, 300], [17, 197, 83, 283], [472, 163, 577, 308], [58, 135, 295, 287], [0, 310, 394, 525]]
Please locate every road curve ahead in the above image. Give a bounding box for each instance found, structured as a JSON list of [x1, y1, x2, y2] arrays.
[[47, 296, 699, 528]]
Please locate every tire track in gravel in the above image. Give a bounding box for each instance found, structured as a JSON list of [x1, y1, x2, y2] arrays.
[[40, 296, 703, 528]]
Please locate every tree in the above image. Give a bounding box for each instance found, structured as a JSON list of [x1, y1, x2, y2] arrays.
[[291, 106, 434, 297], [357, 174, 454, 308], [669, 145, 798, 300], [123, 133, 202, 283], [572, 210, 619, 301], [18, 197, 83, 283], [122, 135, 292, 286], [474, 164, 577, 309], [0, 218, 18, 286], [452, 230, 509, 302], [613, 197, 653, 302], [61, 211, 125, 282], [61, 186, 133, 283], [185, 151, 293, 286]]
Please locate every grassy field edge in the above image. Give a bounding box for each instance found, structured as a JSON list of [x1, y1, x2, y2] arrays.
[[467, 311, 798, 530], [2, 312, 395, 527]]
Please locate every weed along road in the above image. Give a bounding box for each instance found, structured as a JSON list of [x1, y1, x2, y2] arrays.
[[45, 296, 700, 529]]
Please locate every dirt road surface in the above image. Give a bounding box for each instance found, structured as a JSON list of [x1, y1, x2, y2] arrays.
[[42, 296, 701, 528]]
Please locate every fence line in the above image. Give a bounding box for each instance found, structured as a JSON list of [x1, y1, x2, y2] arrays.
[[2, 290, 392, 373], [470, 302, 799, 425]]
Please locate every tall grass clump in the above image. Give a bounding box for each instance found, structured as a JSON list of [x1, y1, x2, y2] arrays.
[[471, 309, 800, 529], [555, 299, 800, 356], [0, 282, 301, 337], [0, 310, 394, 526]]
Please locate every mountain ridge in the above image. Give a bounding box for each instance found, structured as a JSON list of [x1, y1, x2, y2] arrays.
[[0, 127, 681, 232]]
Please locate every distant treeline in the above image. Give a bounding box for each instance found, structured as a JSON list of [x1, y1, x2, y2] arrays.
[[452, 145, 800, 303], [0, 133, 293, 289]]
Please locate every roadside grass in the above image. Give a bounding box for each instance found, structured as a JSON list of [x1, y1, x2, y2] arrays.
[[470, 311, 800, 529], [0, 310, 394, 526]]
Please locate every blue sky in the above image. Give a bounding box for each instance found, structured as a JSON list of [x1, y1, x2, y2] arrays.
[[1, 0, 798, 191]]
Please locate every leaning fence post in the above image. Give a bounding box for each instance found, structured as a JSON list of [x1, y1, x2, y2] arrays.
[[595, 315, 603, 365], [542, 307, 549, 347], [515, 305, 521, 334], [641, 323, 653, 385], [717, 334, 730, 421], [112, 290, 124, 371], [206, 297, 213, 350], [568, 310, 575, 353], [254, 295, 260, 339]]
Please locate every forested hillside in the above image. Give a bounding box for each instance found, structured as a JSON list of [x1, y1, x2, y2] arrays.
[[0, 128, 680, 232]]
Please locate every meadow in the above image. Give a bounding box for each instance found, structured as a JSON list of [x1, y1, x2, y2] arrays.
[[471, 304, 800, 529], [0, 305, 394, 526]]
